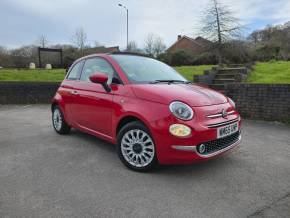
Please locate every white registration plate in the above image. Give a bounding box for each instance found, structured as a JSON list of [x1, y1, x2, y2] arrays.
[[217, 122, 239, 138]]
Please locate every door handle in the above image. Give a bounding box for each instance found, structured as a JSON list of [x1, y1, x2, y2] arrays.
[[71, 90, 78, 95]]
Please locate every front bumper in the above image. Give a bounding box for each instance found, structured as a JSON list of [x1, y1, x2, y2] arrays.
[[149, 103, 242, 165], [172, 131, 241, 158]]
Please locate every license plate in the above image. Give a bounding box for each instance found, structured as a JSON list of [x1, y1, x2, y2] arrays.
[[217, 122, 239, 138]]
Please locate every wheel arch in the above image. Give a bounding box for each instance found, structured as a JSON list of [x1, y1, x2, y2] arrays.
[[51, 93, 70, 125], [116, 114, 150, 137], [51, 101, 58, 111]]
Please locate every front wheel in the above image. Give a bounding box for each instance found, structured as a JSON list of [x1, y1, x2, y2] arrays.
[[117, 121, 157, 172], [52, 105, 71, 134]]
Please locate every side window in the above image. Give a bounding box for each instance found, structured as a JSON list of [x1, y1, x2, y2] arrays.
[[80, 58, 115, 84], [67, 61, 83, 80]]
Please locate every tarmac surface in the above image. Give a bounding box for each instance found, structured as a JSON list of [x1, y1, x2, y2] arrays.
[[0, 105, 289, 218]]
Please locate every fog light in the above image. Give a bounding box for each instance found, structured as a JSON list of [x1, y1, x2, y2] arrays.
[[198, 144, 206, 154], [169, 124, 191, 137]]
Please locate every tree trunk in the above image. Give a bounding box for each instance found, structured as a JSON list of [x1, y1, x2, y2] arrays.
[[214, 0, 223, 65]]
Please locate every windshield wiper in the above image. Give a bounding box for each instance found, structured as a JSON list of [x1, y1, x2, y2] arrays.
[[149, 80, 192, 84]]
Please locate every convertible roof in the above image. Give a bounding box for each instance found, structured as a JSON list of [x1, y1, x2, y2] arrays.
[[109, 51, 151, 58]]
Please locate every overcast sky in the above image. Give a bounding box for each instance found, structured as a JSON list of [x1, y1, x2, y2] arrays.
[[1, 0, 290, 49]]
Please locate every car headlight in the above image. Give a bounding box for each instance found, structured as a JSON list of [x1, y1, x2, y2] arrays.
[[169, 101, 193, 120], [228, 98, 236, 108]]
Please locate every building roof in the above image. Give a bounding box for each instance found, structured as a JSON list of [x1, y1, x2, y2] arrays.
[[167, 35, 211, 52], [194, 36, 212, 46]]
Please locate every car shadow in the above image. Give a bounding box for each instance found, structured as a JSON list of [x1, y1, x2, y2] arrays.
[[155, 156, 234, 174], [68, 129, 117, 153], [66, 128, 237, 175]]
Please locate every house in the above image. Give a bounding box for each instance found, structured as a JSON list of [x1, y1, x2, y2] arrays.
[[167, 35, 212, 55]]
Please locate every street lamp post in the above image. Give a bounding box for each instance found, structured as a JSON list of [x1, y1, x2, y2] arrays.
[[118, 3, 128, 49]]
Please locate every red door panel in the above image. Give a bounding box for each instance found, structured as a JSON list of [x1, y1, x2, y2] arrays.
[[59, 80, 79, 125], [72, 81, 114, 137]]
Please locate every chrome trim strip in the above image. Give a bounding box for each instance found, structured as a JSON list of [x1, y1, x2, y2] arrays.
[[207, 118, 239, 128], [206, 110, 235, 118], [206, 114, 222, 118], [171, 145, 197, 152], [196, 135, 241, 158]]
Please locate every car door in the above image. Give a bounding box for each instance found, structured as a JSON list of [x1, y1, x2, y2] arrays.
[[60, 60, 84, 125], [71, 57, 116, 137]]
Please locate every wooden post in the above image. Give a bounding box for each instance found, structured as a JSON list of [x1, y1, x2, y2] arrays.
[[38, 47, 42, 68], [60, 50, 63, 68]]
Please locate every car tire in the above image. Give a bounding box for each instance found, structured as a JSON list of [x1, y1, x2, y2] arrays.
[[117, 121, 157, 172], [52, 105, 71, 135]]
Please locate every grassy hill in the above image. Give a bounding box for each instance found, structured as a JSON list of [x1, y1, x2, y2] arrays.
[[174, 65, 214, 81], [175, 61, 290, 84], [247, 61, 290, 84]]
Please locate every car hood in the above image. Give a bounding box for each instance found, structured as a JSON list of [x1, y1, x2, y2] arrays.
[[131, 83, 228, 107]]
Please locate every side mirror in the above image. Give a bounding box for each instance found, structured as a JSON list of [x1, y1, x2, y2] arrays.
[[89, 72, 111, 92]]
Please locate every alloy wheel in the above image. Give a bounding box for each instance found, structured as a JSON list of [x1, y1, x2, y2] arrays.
[[53, 108, 62, 131], [121, 129, 155, 168]]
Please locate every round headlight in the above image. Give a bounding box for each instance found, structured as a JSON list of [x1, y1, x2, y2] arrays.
[[169, 124, 191, 137], [228, 98, 236, 108], [169, 101, 193, 120]]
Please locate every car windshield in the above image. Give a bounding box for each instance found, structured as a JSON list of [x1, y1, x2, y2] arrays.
[[110, 54, 187, 84]]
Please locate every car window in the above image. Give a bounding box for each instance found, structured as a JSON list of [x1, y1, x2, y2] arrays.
[[110, 55, 186, 84], [80, 58, 115, 84], [67, 61, 83, 80]]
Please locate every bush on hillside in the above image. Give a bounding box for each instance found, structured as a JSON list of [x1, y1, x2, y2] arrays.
[[157, 53, 172, 65], [192, 52, 218, 65], [168, 50, 193, 66], [171, 50, 193, 66]]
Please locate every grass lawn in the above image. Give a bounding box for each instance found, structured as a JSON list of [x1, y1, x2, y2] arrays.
[[174, 65, 214, 81], [1, 61, 290, 84], [247, 61, 290, 84], [0, 69, 66, 82], [0, 65, 215, 82]]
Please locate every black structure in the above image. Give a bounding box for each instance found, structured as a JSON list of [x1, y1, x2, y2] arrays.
[[38, 47, 63, 68]]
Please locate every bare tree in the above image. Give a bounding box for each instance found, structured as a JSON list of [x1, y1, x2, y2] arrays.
[[0, 46, 8, 54], [144, 34, 155, 55], [153, 37, 166, 57], [37, 34, 49, 48], [126, 41, 139, 52], [200, 0, 241, 63], [72, 27, 87, 55], [248, 30, 260, 44], [144, 34, 166, 57]]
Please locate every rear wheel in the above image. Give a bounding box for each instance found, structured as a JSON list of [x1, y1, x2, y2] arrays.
[[52, 105, 71, 134], [117, 121, 157, 172]]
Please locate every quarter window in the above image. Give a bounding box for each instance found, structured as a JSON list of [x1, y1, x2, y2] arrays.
[[67, 61, 83, 80], [81, 58, 115, 84]]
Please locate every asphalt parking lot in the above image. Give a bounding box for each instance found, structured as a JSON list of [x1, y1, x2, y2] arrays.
[[0, 105, 289, 218]]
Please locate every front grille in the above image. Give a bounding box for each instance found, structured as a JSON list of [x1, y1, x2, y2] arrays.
[[207, 118, 239, 128], [197, 131, 240, 155]]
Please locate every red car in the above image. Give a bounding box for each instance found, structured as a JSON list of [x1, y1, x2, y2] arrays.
[[52, 53, 241, 171]]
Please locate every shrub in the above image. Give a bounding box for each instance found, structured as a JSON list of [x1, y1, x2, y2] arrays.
[[157, 53, 172, 65], [170, 50, 193, 66], [222, 42, 253, 64], [192, 52, 218, 65]]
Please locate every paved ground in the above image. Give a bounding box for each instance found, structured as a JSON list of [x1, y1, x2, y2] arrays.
[[0, 105, 289, 218]]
